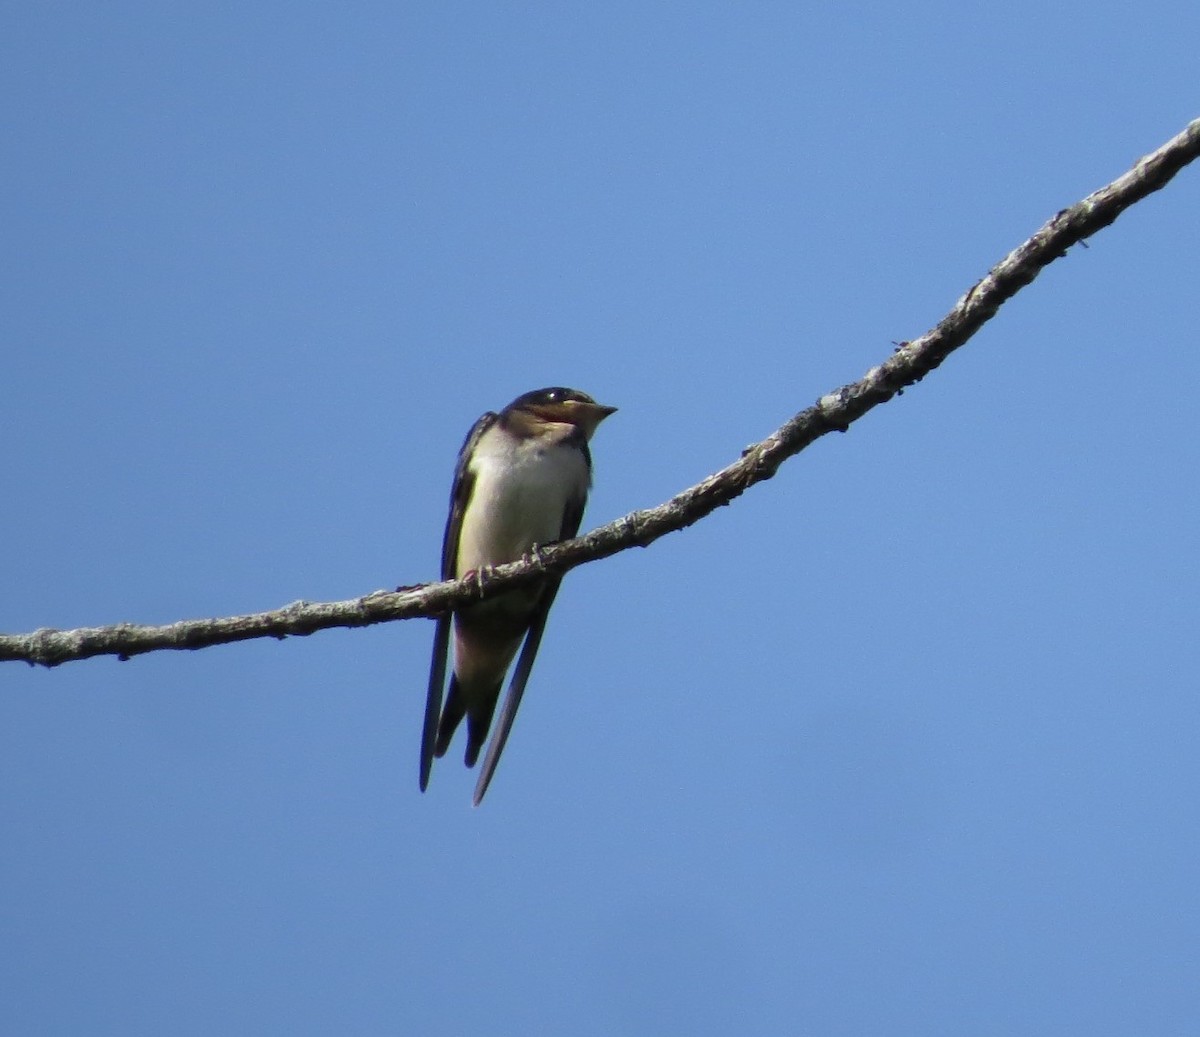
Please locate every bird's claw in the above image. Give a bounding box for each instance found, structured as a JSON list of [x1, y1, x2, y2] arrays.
[[524, 543, 548, 572], [458, 567, 492, 595]]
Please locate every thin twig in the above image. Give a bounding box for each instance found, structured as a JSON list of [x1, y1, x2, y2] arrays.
[[4, 118, 1198, 668]]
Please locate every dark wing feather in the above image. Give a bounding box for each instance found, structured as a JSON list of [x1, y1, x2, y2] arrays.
[[471, 490, 587, 805], [419, 412, 497, 792], [419, 617, 451, 791], [440, 412, 497, 581]]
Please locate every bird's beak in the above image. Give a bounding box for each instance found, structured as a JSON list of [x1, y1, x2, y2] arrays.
[[576, 401, 617, 437]]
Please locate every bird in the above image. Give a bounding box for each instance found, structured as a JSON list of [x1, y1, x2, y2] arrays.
[[419, 387, 617, 805]]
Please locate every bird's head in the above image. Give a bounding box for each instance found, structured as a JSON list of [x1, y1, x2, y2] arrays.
[[505, 387, 617, 439]]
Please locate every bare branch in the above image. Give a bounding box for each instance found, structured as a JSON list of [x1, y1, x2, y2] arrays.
[[4, 118, 1199, 669]]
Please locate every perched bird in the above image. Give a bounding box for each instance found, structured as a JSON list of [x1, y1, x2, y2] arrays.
[[420, 387, 617, 805]]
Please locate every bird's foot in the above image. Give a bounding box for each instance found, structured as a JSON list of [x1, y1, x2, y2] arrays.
[[461, 565, 494, 598], [523, 542, 548, 572]]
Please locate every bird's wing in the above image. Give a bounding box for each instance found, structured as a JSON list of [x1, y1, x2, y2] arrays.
[[419, 412, 497, 792], [471, 490, 587, 805]]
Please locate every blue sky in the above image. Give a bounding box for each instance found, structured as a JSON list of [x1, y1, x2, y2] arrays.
[[3, 4, 1198, 1034]]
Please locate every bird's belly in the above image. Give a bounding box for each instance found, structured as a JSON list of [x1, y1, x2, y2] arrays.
[[454, 450, 585, 576]]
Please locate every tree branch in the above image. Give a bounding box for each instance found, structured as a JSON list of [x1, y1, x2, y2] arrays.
[[5, 118, 1199, 668]]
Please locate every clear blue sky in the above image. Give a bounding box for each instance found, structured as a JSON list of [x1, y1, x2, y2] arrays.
[[3, 4, 1198, 1034]]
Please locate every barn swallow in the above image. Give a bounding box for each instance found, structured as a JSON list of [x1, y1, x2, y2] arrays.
[[419, 387, 617, 805]]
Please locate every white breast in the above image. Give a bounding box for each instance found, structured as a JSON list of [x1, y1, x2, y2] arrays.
[[454, 427, 590, 578]]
